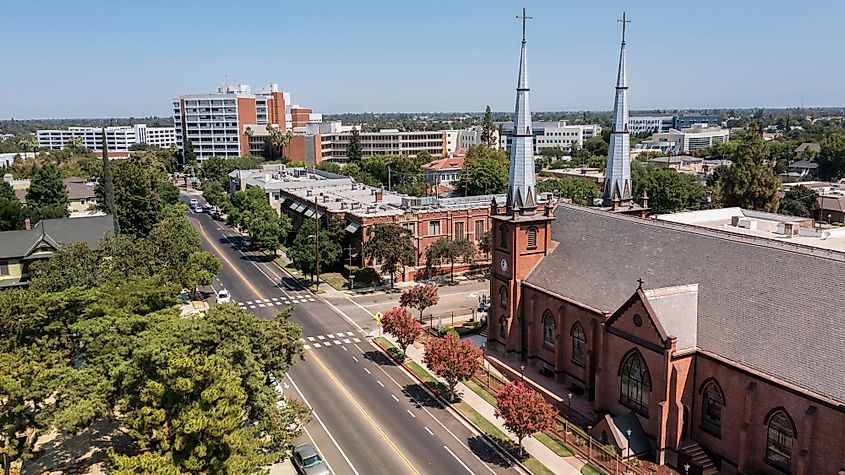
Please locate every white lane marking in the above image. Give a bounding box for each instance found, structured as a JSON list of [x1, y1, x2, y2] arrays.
[[343, 339, 351, 344], [346, 296, 374, 316], [323, 341, 332, 347], [444, 446, 475, 475], [346, 332, 354, 336], [352, 338, 361, 343], [327, 333, 335, 338], [425, 427, 434, 436], [313, 343, 321, 348], [390, 394, 399, 402], [363, 342, 499, 475], [363, 367, 370, 374], [246, 300, 253, 305], [318, 335, 326, 340], [307, 337, 316, 342], [308, 298, 316, 302], [342, 346, 348, 352], [286, 373, 359, 475], [249, 305, 256, 309], [304, 345, 311, 350], [352, 356, 359, 363], [406, 409, 416, 418], [377, 380, 385, 388], [263, 298, 271, 303], [322, 299, 367, 335], [333, 340, 341, 345]]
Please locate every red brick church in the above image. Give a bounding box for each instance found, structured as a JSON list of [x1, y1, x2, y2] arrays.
[[488, 12, 844, 475]]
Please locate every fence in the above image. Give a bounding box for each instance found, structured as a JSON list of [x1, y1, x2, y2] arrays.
[[471, 363, 670, 475]]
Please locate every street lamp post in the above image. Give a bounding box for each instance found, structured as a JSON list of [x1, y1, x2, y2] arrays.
[[520, 364, 525, 382], [314, 194, 320, 293], [684, 463, 690, 475]]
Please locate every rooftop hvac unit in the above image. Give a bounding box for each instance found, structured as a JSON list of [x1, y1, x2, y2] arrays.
[[736, 217, 757, 230], [340, 202, 347, 210], [351, 202, 361, 209], [306, 189, 312, 197], [366, 206, 377, 214], [351, 183, 358, 190]]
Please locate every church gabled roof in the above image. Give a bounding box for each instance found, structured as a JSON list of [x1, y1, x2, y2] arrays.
[[525, 204, 845, 404]]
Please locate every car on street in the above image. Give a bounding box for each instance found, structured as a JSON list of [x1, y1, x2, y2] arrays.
[[194, 205, 204, 213], [210, 209, 221, 220], [216, 289, 231, 304], [189, 198, 199, 207], [291, 444, 329, 475]]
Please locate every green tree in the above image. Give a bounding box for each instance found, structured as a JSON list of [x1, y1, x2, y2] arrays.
[[426, 237, 476, 284], [632, 162, 707, 212], [200, 155, 228, 185], [227, 186, 291, 251], [817, 133, 845, 180], [316, 162, 343, 174], [287, 218, 341, 282], [98, 132, 119, 234], [583, 136, 609, 157], [536, 178, 600, 205], [347, 128, 363, 163], [457, 145, 508, 196], [718, 128, 781, 212], [182, 138, 197, 168], [112, 159, 164, 236], [779, 185, 820, 218], [481, 105, 496, 146], [363, 223, 416, 288], [26, 163, 69, 220], [0, 198, 24, 231]]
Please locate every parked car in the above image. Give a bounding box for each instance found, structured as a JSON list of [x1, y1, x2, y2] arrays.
[[194, 205, 204, 213], [210, 210, 221, 220], [189, 198, 199, 207], [216, 289, 231, 304], [291, 444, 329, 475]]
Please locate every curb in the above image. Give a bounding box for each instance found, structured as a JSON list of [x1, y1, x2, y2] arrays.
[[370, 338, 532, 475]]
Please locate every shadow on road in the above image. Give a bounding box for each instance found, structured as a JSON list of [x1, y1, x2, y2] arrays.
[[402, 383, 445, 409], [467, 435, 516, 468], [362, 350, 397, 367]]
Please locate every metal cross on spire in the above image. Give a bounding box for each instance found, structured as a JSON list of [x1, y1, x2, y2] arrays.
[[517, 8, 533, 43], [618, 11, 630, 45]]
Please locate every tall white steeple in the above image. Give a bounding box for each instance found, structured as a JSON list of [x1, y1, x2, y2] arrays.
[[602, 12, 633, 206], [507, 8, 537, 214]]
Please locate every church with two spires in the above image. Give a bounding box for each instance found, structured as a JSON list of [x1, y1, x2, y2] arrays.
[[487, 12, 844, 475]]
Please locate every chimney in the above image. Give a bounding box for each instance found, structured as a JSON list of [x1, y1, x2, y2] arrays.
[[24, 217, 31, 230], [375, 188, 384, 202]]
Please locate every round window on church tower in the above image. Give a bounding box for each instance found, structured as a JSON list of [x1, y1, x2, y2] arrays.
[[633, 314, 643, 327]]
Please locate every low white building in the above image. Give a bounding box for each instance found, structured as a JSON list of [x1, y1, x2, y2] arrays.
[[445, 125, 500, 154], [37, 124, 176, 151], [499, 121, 601, 154], [644, 125, 729, 154]]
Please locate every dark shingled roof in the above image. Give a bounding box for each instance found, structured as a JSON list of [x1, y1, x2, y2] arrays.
[[0, 215, 114, 259], [526, 204, 845, 404]]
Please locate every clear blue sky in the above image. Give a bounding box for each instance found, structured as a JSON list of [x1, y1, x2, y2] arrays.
[[1, 0, 842, 119]]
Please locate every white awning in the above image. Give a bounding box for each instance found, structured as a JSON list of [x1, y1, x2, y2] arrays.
[[345, 221, 361, 233], [304, 208, 315, 218]]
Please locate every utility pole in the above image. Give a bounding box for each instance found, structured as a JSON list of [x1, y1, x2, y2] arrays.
[[314, 194, 320, 292], [388, 164, 392, 191], [346, 245, 355, 289]]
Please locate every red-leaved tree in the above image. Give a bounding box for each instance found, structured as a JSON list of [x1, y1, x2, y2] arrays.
[[422, 333, 482, 401], [399, 283, 440, 322], [495, 381, 557, 457], [381, 307, 423, 360]]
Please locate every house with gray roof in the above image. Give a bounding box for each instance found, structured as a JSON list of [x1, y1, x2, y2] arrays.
[[0, 215, 114, 287]]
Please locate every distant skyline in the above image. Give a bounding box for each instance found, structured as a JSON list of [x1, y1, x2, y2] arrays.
[[1, 0, 843, 119]]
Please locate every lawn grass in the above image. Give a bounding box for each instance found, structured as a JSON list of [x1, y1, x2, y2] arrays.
[[320, 272, 348, 291], [534, 432, 575, 457], [464, 379, 499, 407], [580, 463, 606, 475], [523, 458, 558, 475]]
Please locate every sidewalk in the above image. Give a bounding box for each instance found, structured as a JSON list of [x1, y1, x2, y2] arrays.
[[383, 334, 584, 475]]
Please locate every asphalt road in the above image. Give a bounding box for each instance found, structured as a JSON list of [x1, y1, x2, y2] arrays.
[[182, 194, 519, 475]]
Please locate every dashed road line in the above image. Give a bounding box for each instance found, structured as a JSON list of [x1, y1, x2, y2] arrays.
[[406, 409, 416, 418], [444, 446, 475, 475]]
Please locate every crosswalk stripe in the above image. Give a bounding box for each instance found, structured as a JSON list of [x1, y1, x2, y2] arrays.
[[343, 339, 351, 344], [327, 334, 335, 338], [249, 305, 256, 309], [333, 340, 341, 345], [246, 301, 253, 305], [258, 303, 265, 308], [307, 337, 315, 341], [272, 297, 279, 301], [345, 332, 354, 336], [303, 345, 310, 350], [318, 335, 325, 340], [323, 341, 332, 346], [308, 298, 316, 302], [313, 343, 321, 348], [352, 338, 360, 343], [263, 298, 271, 303]]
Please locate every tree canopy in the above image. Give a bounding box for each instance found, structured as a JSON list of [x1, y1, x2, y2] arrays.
[[779, 185, 820, 218], [457, 145, 508, 196], [631, 162, 707, 213], [227, 186, 292, 251], [287, 218, 340, 281], [426, 237, 476, 283], [363, 223, 416, 288], [536, 178, 600, 206], [26, 163, 69, 222], [714, 128, 781, 212]]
